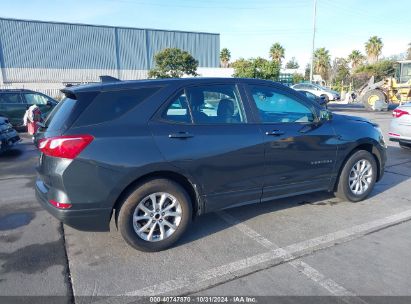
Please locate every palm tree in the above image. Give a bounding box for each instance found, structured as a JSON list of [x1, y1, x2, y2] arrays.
[[365, 36, 383, 63], [348, 50, 365, 70], [314, 47, 331, 81], [269, 43, 285, 64], [220, 48, 231, 68]]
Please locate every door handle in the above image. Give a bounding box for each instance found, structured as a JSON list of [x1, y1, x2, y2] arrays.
[[168, 132, 194, 139], [265, 130, 285, 136]]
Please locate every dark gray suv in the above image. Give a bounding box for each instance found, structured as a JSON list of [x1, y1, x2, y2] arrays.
[[35, 78, 386, 251]]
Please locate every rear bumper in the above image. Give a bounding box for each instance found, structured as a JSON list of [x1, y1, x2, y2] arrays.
[[35, 179, 112, 232], [389, 119, 411, 143]]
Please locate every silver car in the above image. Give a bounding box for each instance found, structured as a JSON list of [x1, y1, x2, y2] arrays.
[[389, 103, 411, 149], [291, 83, 340, 101]]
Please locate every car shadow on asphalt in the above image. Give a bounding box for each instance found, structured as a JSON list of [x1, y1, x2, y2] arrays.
[[0, 148, 24, 158], [0, 139, 38, 178], [176, 154, 411, 248], [176, 192, 342, 247]]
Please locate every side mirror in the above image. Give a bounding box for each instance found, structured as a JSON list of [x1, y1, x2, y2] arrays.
[[320, 110, 333, 121]]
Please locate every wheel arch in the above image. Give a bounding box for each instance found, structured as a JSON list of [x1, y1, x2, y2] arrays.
[[112, 170, 202, 227], [333, 143, 382, 191]]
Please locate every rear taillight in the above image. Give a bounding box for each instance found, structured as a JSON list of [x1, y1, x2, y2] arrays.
[[49, 199, 72, 209], [392, 109, 410, 118], [38, 135, 93, 159]]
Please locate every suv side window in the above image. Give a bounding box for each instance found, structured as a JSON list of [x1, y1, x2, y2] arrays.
[[24, 93, 49, 105], [75, 87, 160, 126], [162, 84, 246, 124], [162, 91, 192, 124], [0, 93, 22, 104], [250, 86, 315, 123]]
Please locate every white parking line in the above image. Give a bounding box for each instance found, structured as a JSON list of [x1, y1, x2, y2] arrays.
[[217, 211, 355, 297], [123, 208, 411, 297]]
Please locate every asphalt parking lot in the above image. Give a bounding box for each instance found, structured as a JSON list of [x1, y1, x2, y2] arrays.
[[1, 104, 411, 303]]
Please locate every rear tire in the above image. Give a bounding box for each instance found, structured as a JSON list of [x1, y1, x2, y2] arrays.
[[117, 178, 192, 252], [362, 89, 386, 111], [335, 150, 377, 202]]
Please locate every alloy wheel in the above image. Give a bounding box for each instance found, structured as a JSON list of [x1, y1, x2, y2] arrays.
[[132, 192, 182, 242], [348, 159, 373, 195]]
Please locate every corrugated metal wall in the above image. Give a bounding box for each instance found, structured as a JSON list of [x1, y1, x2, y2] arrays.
[[0, 18, 220, 83]]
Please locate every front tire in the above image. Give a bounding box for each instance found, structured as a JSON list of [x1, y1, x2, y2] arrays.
[[335, 150, 377, 202], [117, 179, 192, 252]]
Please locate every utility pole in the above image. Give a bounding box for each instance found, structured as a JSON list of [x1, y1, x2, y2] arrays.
[[309, 0, 317, 83]]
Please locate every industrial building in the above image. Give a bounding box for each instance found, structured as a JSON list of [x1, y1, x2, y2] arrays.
[[0, 18, 221, 96]]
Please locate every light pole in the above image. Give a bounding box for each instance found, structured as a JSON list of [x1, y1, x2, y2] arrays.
[[309, 0, 317, 83]]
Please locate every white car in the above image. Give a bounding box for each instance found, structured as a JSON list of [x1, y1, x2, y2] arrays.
[[388, 103, 411, 149], [292, 83, 340, 101]]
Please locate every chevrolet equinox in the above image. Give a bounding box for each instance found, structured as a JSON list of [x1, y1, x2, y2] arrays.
[[35, 78, 387, 251]]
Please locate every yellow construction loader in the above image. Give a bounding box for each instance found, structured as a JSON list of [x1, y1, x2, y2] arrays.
[[359, 60, 411, 110]]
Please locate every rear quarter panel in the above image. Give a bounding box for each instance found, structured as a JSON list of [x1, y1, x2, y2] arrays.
[[62, 123, 188, 210]]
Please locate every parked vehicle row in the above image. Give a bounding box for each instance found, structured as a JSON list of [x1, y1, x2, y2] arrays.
[[34, 78, 386, 252], [0, 89, 58, 127]]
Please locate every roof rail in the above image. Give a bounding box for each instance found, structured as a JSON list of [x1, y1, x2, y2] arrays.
[[99, 75, 121, 83]]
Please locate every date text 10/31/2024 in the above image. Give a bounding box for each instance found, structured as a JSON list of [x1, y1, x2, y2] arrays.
[[149, 296, 257, 303]]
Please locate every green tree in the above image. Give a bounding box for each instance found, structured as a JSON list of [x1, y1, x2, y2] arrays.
[[348, 50, 365, 70], [285, 57, 299, 69], [232, 57, 280, 80], [292, 73, 304, 84], [407, 42, 411, 60], [148, 48, 198, 78], [220, 48, 231, 68], [314, 47, 331, 81], [354, 60, 395, 80], [365, 36, 383, 64], [269, 43, 285, 65], [330, 58, 350, 91], [352, 59, 396, 89]]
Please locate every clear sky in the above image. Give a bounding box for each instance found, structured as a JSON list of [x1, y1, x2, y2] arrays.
[[1, 0, 410, 68]]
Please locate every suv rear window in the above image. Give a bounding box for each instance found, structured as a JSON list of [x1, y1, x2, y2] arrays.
[[75, 87, 160, 126], [45, 98, 76, 131]]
